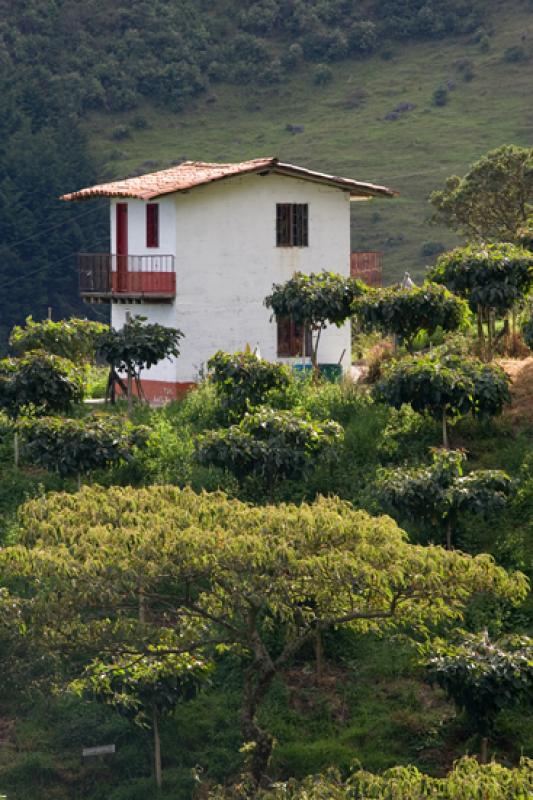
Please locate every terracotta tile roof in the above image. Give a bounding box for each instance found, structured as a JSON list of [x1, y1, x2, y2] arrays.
[[60, 157, 397, 201]]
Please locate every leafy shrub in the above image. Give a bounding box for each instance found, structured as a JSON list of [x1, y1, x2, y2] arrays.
[[17, 415, 148, 477], [9, 316, 108, 362], [208, 350, 291, 419], [196, 407, 342, 491], [0, 351, 84, 418], [426, 633, 533, 753], [347, 20, 377, 54], [420, 241, 446, 257], [377, 448, 513, 549], [432, 86, 448, 106], [503, 45, 528, 63], [352, 283, 469, 352], [111, 125, 131, 140], [209, 756, 533, 798], [374, 353, 511, 446], [312, 63, 333, 85]]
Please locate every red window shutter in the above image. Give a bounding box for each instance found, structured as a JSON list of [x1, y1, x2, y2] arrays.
[[146, 203, 159, 248]]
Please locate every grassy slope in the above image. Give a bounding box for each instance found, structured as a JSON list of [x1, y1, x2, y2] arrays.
[[84, 0, 533, 284]]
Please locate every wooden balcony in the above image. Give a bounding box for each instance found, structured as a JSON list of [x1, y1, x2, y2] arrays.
[[350, 251, 383, 287], [79, 254, 176, 303]]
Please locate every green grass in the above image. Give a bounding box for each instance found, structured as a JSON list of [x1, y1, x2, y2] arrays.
[[84, 0, 533, 284]]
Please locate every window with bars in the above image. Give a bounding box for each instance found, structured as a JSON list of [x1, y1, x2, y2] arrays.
[[146, 203, 159, 248], [277, 316, 312, 357], [276, 203, 308, 247]]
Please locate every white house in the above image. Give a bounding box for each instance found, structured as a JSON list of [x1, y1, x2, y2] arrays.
[[62, 157, 395, 403]]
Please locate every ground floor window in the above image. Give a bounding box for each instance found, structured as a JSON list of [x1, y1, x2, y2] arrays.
[[277, 316, 312, 357]]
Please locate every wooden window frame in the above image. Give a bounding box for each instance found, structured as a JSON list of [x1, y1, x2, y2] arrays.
[[276, 203, 309, 247], [146, 203, 159, 248], [277, 316, 312, 357]]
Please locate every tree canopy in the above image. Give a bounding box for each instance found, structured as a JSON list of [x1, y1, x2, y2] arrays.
[[0, 350, 84, 418], [352, 283, 468, 352], [377, 449, 513, 549], [9, 317, 108, 363], [0, 485, 526, 783], [373, 353, 511, 447], [430, 145, 533, 242], [265, 272, 365, 367], [426, 632, 533, 761]]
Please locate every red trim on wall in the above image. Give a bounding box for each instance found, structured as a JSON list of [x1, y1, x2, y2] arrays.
[[139, 380, 196, 404]]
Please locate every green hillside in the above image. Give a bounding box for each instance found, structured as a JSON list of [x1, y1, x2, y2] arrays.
[[83, 0, 533, 283]]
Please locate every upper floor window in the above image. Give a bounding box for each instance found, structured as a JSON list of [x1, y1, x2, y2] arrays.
[[146, 203, 159, 248], [276, 203, 308, 247]]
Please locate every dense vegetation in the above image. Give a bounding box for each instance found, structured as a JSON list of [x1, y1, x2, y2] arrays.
[[0, 302, 532, 798]]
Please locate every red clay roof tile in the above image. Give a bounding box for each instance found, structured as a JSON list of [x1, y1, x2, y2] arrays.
[[60, 157, 397, 201]]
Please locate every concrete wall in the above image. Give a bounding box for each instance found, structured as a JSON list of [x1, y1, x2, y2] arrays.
[[111, 172, 352, 385]]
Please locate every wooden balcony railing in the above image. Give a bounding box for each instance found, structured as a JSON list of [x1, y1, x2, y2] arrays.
[[79, 254, 176, 300], [350, 251, 383, 288]]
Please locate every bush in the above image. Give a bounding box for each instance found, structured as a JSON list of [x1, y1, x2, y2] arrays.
[[17, 415, 148, 477], [111, 125, 131, 140], [208, 350, 291, 420], [0, 351, 84, 418], [196, 407, 342, 492], [503, 45, 528, 63], [9, 316, 108, 362], [420, 241, 446, 257], [312, 63, 333, 85], [208, 756, 533, 798], [432, 86, 448, 106]]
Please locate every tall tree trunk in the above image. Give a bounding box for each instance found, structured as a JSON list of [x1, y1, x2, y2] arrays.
[[127, 368, 133, 417], [311, 327, 322, 376], [153, 706, 162, 789], [445, 517, 453, 550], [442, 410, 449, 449], [241, 663, 276, 786], [477, 306, 486, 361], [486, 310, 494, 361], [13, 431, 19, 468], [315, 630, 324, 680]]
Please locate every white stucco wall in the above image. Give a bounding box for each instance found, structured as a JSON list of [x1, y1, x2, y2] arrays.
[[111, 173, 352, 384]]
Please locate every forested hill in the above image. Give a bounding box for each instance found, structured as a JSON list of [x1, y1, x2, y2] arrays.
[[1, 0, 532, 347]]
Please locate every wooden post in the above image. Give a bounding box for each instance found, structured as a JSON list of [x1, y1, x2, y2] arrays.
[[480, 736, 489, 764], [47, 307, 52, 321]]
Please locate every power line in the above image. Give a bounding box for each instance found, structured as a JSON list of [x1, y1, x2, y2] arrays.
[[2, 201, 107, 252], [0, 241, 109, 292]]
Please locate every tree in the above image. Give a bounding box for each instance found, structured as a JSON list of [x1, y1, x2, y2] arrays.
[[196, 407, 342, 496], [429, 145, 533, 243], [352, 283, 468, 353], [73, 651, 210, 788], [377, 449, 513, 549], [373, 353, 511, 448], [264, 272, 365, 370], [9, 317, 108, 363], [98, 315, 183, 411], [428, 243, 533, 359], [16, 415, 148, 480], [1, 486, 527, 785], [0, 350, 84, 419], [208, 350, 291, 420], [426, 632, 533, 763]]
